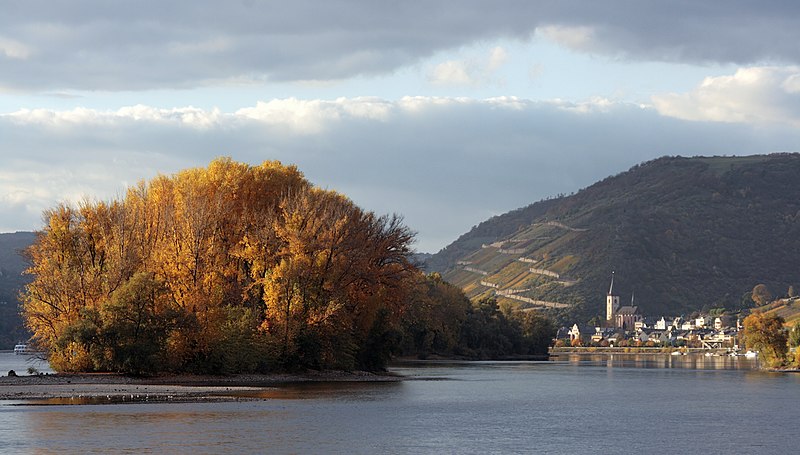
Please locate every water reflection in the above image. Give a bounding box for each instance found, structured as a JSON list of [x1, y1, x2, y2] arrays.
[[226, 380, 402, 400], [556, 352, 760, 370], [2, 360, 799, 454]]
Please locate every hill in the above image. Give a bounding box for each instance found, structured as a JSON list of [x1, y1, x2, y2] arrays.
[[0, 231, 36, 348], [427, 154, 800, 320], [761, 298, 800, 327]]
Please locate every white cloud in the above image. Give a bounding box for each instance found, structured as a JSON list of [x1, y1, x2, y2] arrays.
[[652, 66, 800, 125], [0, 37, 31, 59], [429, 60, 474, 86], [7, 105, 225, 129], [428, 46, 509, 87], [235, 97, 392, 134], [3, 96, 800, 252], [487, 46, 508, 71]]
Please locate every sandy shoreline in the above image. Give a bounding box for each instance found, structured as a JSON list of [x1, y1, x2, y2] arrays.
[[0, 370, 403, 402]]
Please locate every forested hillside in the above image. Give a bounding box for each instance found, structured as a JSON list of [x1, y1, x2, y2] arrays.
[[0, 231, 35, 348], [428, 154, 800, 320]]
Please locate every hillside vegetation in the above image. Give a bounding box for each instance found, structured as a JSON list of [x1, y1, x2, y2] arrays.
[[428, 154, 800, 320], [0, 232, 35, 348]]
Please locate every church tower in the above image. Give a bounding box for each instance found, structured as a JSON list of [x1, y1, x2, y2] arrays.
[[606, 272, 620, 321]]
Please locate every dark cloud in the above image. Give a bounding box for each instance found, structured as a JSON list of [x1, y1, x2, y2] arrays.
[[2, 98, 799, 251], [1, 1, 799, 91]]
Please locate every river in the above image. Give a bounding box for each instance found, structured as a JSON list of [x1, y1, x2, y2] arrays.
[[1, 354, 798, 454]]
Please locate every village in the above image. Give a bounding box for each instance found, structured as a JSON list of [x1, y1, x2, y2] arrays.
[[553, 273, 743, 352]]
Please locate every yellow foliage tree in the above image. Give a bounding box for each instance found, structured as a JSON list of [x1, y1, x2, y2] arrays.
[[22, 158, 416, 373]]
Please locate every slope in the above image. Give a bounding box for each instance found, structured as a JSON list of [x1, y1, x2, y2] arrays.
[[0, 231, 36, 348], [428, 154, 800, 320]]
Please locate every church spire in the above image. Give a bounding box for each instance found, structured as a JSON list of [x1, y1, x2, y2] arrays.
[[608, 271, 615, 296]]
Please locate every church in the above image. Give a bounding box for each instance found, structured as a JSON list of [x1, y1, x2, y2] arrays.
[[605, 272, 642, 330]]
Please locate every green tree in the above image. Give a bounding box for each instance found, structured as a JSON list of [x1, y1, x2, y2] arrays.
[[97, 272, 183, 374], [516, 311, 556, 355], [742, 312, 788, 368]]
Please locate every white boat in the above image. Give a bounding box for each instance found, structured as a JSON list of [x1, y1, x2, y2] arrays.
[[744, 350, 758, 359], [13, 343, 28, 355]]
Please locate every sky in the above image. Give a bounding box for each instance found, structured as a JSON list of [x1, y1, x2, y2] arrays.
[[2, 1, 800, 253]]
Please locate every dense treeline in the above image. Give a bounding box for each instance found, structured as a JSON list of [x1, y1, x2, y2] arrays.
[[22, 159, 417, 374], [399, 274, 555, 359], [21, 158, 556, 374]]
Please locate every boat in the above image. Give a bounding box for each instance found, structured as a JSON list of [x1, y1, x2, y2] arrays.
[[744, 350, 758, 359], [13, 343, 28, 355]]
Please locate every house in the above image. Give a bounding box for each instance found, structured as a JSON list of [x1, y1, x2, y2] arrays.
[[655, 317, 668, 330], [657, 330, 675, 345], [607, 331, 626, 346], [569, 323, 595, 343], [695, 316, 710, 328]]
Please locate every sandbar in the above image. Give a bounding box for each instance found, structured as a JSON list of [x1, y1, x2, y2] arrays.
[[0, 370, 402, 402]]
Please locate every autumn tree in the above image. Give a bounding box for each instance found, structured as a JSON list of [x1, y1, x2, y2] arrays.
[[751, 284, 773, 307], [22, 158, 416, 373], [742, 312, 788, 368]]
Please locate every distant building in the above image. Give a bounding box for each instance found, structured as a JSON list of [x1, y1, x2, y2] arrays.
[[615, 305, 642, 330], [605, 272, 642, 330], [606, 272, 620, 321], [569, 323, 595, 343]]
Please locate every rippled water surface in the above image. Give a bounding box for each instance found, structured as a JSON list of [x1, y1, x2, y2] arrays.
[[2, 355, 799, 454]]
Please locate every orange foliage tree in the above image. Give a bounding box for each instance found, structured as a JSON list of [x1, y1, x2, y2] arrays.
[[22, 158, 417, 373]]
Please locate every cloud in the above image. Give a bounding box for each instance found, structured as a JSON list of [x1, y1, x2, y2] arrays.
[[3, 1, 800, 91], [653, 66, 800, 125], [430, 60, 475, 86], [428, 46, 509, 87], [537, 25, 598, 53], [3, 96, 800, 252], [0, 37, 31, 60]]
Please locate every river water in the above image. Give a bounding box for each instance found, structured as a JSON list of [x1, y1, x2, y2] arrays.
[[1, 354, 798, 454]]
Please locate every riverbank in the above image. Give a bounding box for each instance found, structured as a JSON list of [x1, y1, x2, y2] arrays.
[[549, 347, 726, 355], [0, 370, 403, 401]]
